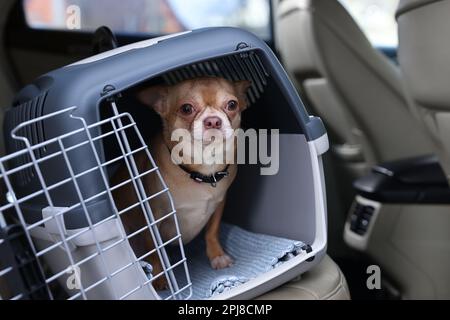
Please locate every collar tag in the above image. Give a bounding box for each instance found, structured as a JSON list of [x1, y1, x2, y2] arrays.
[[183, 165, 230, 187], [211, 174, 217, 188]]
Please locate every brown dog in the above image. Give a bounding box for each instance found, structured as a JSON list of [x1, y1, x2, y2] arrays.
[[112, 77, 250, 290]]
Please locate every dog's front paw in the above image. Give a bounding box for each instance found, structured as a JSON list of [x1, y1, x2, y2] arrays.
[[210, 253, 234, 270]]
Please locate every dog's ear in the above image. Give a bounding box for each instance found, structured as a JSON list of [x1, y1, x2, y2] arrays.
[[234, 80, 252, 110], [137, 85, 169, 116]]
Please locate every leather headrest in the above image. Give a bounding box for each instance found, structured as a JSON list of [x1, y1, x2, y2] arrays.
[[396, 0, 443, 18], [397, 0, 450, 108], [276, 0, 373, 78]]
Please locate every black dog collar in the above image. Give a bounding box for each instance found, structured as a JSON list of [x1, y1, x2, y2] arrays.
[[179, 164, 230, 187], [165, 144, 230, 187]]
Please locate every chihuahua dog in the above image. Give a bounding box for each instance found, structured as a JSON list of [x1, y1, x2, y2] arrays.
[[112, 77, 250, 289]]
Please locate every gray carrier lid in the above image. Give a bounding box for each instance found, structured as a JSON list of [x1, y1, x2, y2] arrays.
[[10, 27, 325, 141]]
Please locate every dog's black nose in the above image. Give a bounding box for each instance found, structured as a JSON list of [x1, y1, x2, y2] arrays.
[[203, 116, 222, 130]]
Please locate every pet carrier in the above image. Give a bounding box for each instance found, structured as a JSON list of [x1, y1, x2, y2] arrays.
[[0, 27, 328, 300]]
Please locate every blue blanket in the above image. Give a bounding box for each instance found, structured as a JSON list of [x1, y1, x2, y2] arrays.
[[144, 223, 309, 299]]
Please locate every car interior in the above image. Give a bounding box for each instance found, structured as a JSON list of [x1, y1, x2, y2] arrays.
[[0, 0, 449, 300]]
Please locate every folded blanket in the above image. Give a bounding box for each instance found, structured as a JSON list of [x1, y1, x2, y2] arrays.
[[143, 223, 309, 299]]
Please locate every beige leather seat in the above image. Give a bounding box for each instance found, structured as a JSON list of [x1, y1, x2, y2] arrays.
[[275, 0, 434, 174], [257, 255, 350, 300], [396, 0, 450, 181]]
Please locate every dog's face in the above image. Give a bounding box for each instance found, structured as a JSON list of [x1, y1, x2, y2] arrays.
[[138, 78, 250, 143]]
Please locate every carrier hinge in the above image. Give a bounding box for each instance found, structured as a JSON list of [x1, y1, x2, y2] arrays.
[[236, 42, 250, 51], [101, 84, 122, 102]]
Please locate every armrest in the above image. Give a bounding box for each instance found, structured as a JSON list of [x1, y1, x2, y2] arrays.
[[353, 155, 450, 204]]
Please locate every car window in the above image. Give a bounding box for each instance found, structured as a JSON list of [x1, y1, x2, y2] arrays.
[[338, 0, 400, 47], [23, 0, 272, 40]]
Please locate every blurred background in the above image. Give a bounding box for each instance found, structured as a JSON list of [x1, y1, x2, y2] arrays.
[[23, 0, 399, 46]]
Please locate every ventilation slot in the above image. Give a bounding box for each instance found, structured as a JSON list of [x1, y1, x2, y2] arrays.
[[9, 92, 47, 186], [162, 51, 269, 105]]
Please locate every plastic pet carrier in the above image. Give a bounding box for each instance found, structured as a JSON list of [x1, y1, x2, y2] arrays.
[[0, 28, 328, 300]]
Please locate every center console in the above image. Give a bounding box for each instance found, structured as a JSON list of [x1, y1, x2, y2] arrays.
[[344, 155, 450, 299]]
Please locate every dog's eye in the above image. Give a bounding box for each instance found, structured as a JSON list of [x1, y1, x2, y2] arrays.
[[180, 104, 194, 115], [226, 100, 238, 111]]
